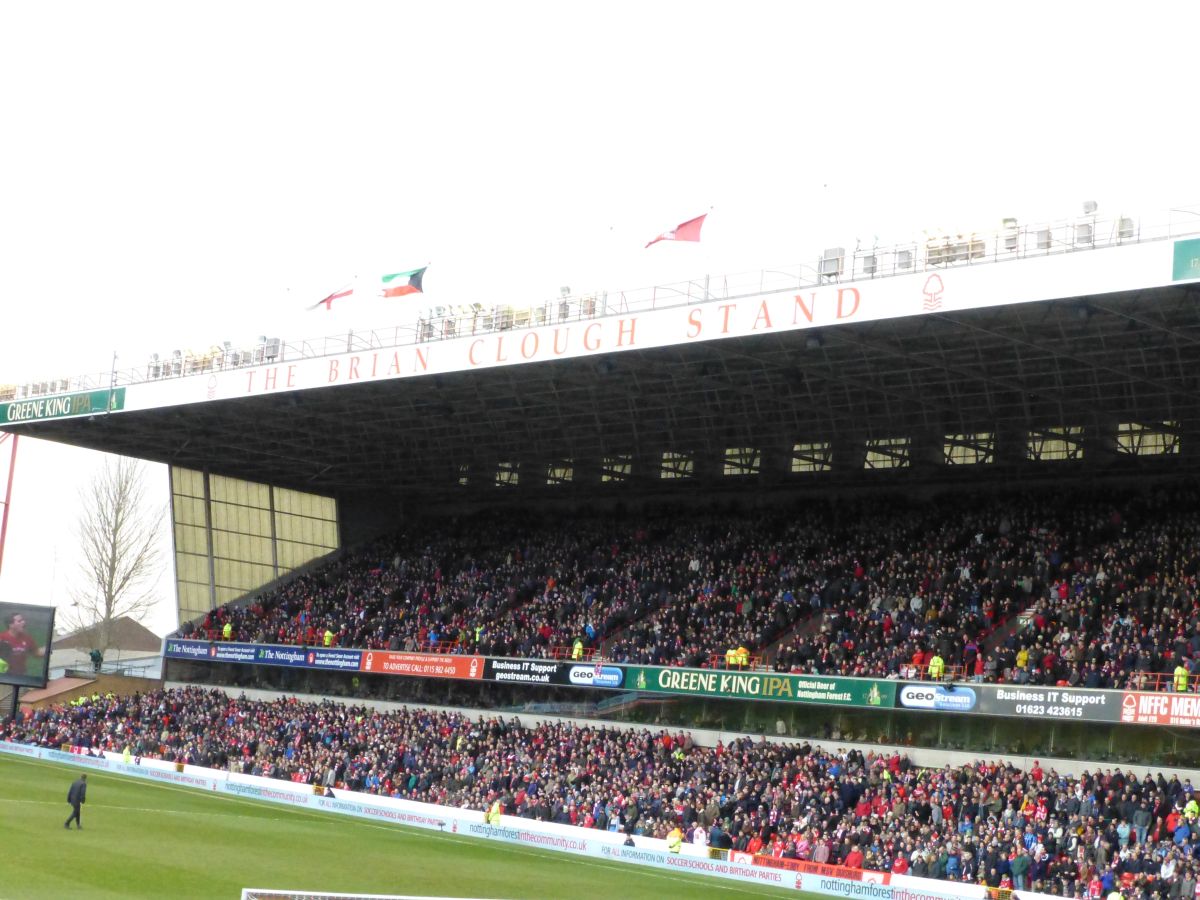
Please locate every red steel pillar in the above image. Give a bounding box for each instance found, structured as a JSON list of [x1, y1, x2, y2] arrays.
[[0, 432, 17, 578]]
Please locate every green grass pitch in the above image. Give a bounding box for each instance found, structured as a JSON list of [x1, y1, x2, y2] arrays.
[[0, 754, 814, 899]]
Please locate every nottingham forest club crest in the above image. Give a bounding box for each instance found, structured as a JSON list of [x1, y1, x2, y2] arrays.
[[922, 273, 945, 311], [867, 683, 883, 706]]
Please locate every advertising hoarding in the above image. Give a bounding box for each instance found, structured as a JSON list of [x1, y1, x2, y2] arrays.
[[625, 665, 895, 708], [484, 658, 625, 688], [359, 651, 483, 680], [894, 682, 1122, 723]]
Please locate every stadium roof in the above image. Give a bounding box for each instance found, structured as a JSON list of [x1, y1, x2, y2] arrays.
[[55, 617, 162, 653], [5, 213, 1200, 503]]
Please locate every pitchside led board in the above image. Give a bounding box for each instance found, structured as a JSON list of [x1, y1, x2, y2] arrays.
[[0, 602, 55, 689]]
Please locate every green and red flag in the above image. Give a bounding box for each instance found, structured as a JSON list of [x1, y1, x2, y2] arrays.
[[380, 267, 427, 298]]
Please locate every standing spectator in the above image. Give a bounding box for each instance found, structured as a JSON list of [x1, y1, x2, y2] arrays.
[[1132, 801, 1151, 846], [1011, 848, 1030, 891], [928, 652, 945, 681]]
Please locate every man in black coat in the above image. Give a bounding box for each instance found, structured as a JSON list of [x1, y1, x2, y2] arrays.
[[65, 774, 87, 829]]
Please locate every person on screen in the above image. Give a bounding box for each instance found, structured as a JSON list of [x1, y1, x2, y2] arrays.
[[0, 613, 45, 677]]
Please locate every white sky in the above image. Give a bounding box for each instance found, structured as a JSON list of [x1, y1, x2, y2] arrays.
[[1, 1, 1197, 637]]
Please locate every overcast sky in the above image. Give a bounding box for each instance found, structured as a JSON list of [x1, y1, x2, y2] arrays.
[[1, 1, 1197, 637]]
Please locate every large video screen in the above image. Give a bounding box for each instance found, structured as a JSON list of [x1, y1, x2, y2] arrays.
[[0, 602, 55, 689]]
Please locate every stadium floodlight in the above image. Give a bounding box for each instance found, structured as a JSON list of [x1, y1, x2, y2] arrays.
[[1082, 200, 1098, 215], [560, 286, 571, 298]]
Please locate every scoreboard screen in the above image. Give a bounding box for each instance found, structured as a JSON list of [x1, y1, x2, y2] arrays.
[[0, 602, 55, 689]]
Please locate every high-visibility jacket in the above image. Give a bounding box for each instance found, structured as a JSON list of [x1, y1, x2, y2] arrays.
[[1175, 665, 1189, 693], [928, 655, 945, 680], [667, 828, 683, 853], [572, 639, 584, 660], [725, 648, 737, 668], [736, 646, 750, 667], [323, 629, 334, 647], [222, 622, 233, 640]]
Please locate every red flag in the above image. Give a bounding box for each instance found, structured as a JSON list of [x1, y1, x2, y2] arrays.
[[309, 284, 354, 311], [645, 213, 707, 248]]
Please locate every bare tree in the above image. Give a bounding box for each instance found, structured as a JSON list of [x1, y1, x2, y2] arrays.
[[67, 456, 164, 653]]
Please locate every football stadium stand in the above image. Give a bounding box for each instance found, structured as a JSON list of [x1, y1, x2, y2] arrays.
[[5, 205, 1200, 896]]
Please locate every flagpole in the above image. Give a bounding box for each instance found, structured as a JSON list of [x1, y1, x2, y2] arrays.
[[106, 352, 117, 416]]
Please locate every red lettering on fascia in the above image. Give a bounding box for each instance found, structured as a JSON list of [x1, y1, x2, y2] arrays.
[[753, 300, 772, 330], [793, 294, 815, 324], [617, 318, 637, 347], [718, 304, 736, 333], [837, 287, 861, 319], [583, 323, 601, 351]]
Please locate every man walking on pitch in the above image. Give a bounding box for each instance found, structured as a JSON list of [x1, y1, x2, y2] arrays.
[[65, 774, 86, 829]]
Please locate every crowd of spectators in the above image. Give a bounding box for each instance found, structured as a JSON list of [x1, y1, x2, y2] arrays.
[[5, 686, 1199, 897], [176, 485, 1200, 691]]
